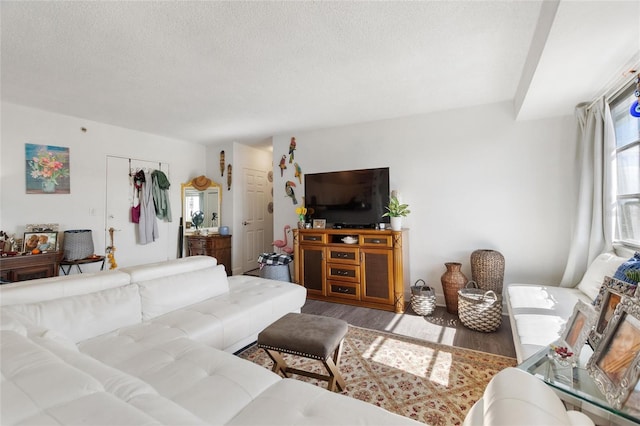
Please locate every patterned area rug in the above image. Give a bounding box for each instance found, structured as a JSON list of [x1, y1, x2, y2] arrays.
[[237, 325, 516, 426]]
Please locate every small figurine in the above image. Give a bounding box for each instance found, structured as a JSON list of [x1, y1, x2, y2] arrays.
[[285, 180, 297, 205], [279, 155, 287, 177], [294, 162, 302, 184], [288, 137, 296, 163]]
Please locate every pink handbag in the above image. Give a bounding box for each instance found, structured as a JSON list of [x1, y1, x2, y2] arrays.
[[131, 204, 140, 223]]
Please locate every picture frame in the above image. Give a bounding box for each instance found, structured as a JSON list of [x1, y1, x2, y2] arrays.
[[587, 296, 640, 410], [25, 144, 70, 194], [25, 223, 59, 232], [22, 231, 58, 252], [588, 276, 638, 349], [559, 300, 596, 357], [312, 219, 326, 229]]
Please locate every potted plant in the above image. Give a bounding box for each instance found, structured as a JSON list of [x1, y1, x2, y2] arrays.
[[382, 196, 410, 231]]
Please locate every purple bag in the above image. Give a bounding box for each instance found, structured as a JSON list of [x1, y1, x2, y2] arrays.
[[131, 204, 140, 223]]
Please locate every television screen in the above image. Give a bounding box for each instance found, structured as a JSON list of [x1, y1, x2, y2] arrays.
[[305, 167, 390, 228]]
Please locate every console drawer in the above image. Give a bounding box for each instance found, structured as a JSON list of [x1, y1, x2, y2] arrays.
[[361, 235, 393, 247], [326, 263, 360, 282], [327, 282, 360, 300], [327, 247, 359, 265], [299, 233, 326, 244]]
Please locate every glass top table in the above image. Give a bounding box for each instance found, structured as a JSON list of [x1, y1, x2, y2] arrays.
[[518, 345, 640, 426]]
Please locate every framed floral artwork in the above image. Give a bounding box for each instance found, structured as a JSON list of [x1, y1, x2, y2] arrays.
[[559, 300, 596, 358], [587, 296, 640, 410], [25, 143, 70, 194], [588, 276, 638, 349]]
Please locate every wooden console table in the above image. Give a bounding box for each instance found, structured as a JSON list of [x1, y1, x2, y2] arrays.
[[292, 228, 408, 313], [0, 251, 64, 283], [185, 234, 232, 276]]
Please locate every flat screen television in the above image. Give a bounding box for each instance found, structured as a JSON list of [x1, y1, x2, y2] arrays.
[[304, 167, 390, 228]]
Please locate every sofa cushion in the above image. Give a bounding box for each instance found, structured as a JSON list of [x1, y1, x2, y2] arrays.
[[576, 252, 628, 300], [137, 264, 229, 320], [80, 334, 282, 425], [0, 270, 131, 306], [121, 255, 217, 281], [227, 378, 423, 425], [507, 284, 591, 363], [4, 284, 142, 343], [147, 276, 306, 353], [1, 330, 207, 425]]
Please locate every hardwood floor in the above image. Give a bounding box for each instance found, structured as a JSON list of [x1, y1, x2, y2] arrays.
[[301, 299, 517, 359]]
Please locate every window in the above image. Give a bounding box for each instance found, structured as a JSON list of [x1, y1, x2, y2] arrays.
[[610, 85, 640, 248]]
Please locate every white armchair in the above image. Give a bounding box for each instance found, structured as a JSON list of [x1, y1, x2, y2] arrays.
[[464, 368, 594, 426]]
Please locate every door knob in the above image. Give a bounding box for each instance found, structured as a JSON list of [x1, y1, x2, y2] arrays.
[[243, 221, 248, 226]]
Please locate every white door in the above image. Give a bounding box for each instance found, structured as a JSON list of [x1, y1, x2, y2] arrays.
[[105, 156, 170, 268], [242, 168, 268, 272]]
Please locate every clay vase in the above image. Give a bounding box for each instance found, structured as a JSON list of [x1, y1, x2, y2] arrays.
[[441, 262, 468, 315], [470, 249, 505, 294]]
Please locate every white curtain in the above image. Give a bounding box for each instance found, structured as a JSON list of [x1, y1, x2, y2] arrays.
[[560, 99, 616, 287]]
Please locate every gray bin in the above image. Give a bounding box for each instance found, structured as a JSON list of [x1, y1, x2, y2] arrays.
[[258, 252, 292, 282], [259, 264, 291, 282]]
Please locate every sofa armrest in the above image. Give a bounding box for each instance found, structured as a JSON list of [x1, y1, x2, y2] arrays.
[[468, 368, 594, 426]]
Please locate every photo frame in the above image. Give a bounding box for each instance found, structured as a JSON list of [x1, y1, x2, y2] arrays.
[[588, 276, 638, 349], [312, 219, 326, 229], [559, 300, 596, 357], [587, 296, 640, 410], [25, 223, 59, 232], [22, 231, 58, 252]]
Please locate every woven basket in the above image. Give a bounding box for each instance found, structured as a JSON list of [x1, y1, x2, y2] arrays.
[[458, 281, 502, 332], [63, 229, 94, 260], [410, 279, 436, 316], [470, 249, 505, 293]]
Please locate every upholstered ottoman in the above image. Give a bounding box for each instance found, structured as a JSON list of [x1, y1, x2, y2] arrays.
[[257, 312, 348, 392]]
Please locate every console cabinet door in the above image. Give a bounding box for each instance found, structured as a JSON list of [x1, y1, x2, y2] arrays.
[[360, 248, 394, 304], [300, 245, 325, 296]]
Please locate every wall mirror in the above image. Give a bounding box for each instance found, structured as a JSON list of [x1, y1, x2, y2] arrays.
[[181, 175, 221, 233]]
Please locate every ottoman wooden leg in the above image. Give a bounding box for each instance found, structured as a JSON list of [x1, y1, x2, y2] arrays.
[[264, 349, 290, 378], [324, 357, 346, 392], [325, 339, 346, 392]]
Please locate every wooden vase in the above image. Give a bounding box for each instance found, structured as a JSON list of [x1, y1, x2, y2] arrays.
[[441, 262, 467, 315]]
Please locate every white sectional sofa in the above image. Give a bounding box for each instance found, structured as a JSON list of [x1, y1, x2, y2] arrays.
[[0, 255, 423, 425], [506, 250, 633, 364]]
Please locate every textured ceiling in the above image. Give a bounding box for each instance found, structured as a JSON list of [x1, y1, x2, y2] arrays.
[[1, 1, 638, 146]]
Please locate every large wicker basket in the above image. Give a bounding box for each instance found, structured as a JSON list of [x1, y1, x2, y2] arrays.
[[470, 249, 505, 293], [458, 281, 502, 332], [410, 279, 436, 316]]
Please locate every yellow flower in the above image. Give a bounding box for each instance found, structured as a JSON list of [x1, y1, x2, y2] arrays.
[[295, 207, 308, 222]]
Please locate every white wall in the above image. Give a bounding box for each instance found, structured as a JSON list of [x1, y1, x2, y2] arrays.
[[1, 102, 206, 270], [206, 141, 274, 275], [272, 101, 576, 304]]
